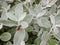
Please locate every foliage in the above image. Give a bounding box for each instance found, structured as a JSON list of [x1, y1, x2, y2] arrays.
[[0, 0, 60, 45]]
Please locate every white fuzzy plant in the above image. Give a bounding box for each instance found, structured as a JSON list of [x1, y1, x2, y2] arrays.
[[0, 0, 60, 45]]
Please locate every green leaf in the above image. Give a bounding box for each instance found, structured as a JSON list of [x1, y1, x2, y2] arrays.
[[26, 26, 33, 32], [0, 32, 11, 41], [34, 37, 41, 45], [48, 39, 57, 45]]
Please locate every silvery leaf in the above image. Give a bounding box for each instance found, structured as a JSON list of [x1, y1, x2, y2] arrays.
[[23, 15, 33, 24], [21, 21, 28, 29], [1, 11, 8, 20], [6, 12, 17, 21], [6, 41, 13, 45], [20, 41, 25, 45], [50, 15, 55, 25], [0, 19, 17, 27], [14, 3, 26, 22], [6, 3, 26, 22], [52, 27, 59, 35], [13, 29, 25, 45], [37, 17, 51, 28], [41, 31, 50, 41], [55, 14, 60, 25], [0, 32, 11, 41], [37, 28, 43, 37], [24, 31, 28, 42], [47, 0, 57, 7], [49, 4, 57, 14], [53, 27, 60, 41], [40, 41, 46, 45], [36, 10, 47, 18]]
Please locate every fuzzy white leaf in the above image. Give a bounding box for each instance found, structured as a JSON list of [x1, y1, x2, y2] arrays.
[[36, 10, 46, 18], [23, 15, 33, 24], [20, 41, 25, 45], [40, 41, 46, 45], [47, 0, 57, 7], [55, 14, 60, 25], [53, 27, 59, 34], [41, 31, 50, 41], [20, 21, 28, 29], [37, 17, 51, 28], [0, 32, 11, 41], [6, 41, 13, 45], [0, 19, 17, 27], [14, 3, 26, 22], [50, 15, 55, 25], [6, 12, 17, 21], [13, 30, 25, 45], [24, 31, 28, 42]]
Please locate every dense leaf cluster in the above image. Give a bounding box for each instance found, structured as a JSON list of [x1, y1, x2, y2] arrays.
[[0, 0, 60, 45]]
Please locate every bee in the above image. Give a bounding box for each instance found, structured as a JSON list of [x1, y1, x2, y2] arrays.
[[16, 25, 21, 31]]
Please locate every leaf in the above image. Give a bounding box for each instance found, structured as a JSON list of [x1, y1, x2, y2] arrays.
[[21, 21, 28, 29], [0, 32, 11, 41], [24, 31, 28, 42], [55, 14, 60, 25], [40, 0, 47, 7], [6, 3, 26, 22], [1, 11, 8, 20], [36, 10, 47, 18], [0, 19, 17, 27], [49, 4, 57, 14], [37, 17, 51, 28], [52, 27, 59, 35], [34, 37, 41, 45], [41, 31, 50, 41], [37, 28, 43, 37], [6, 41, 13, 45], [26, 25, 33, 32], [20, 41, 25, 45], [14, 3, 26, 22], [53, 27, 60, 41], [48, 39, 57, 45], [40, 41, 47, 45], [47, 0, 57, 7], [13, 29, 25, 45], [6, 0, 14, 3], [50, 15, 55, 25], [23, 15, 33, 24], [6, 12, 17, 21]]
